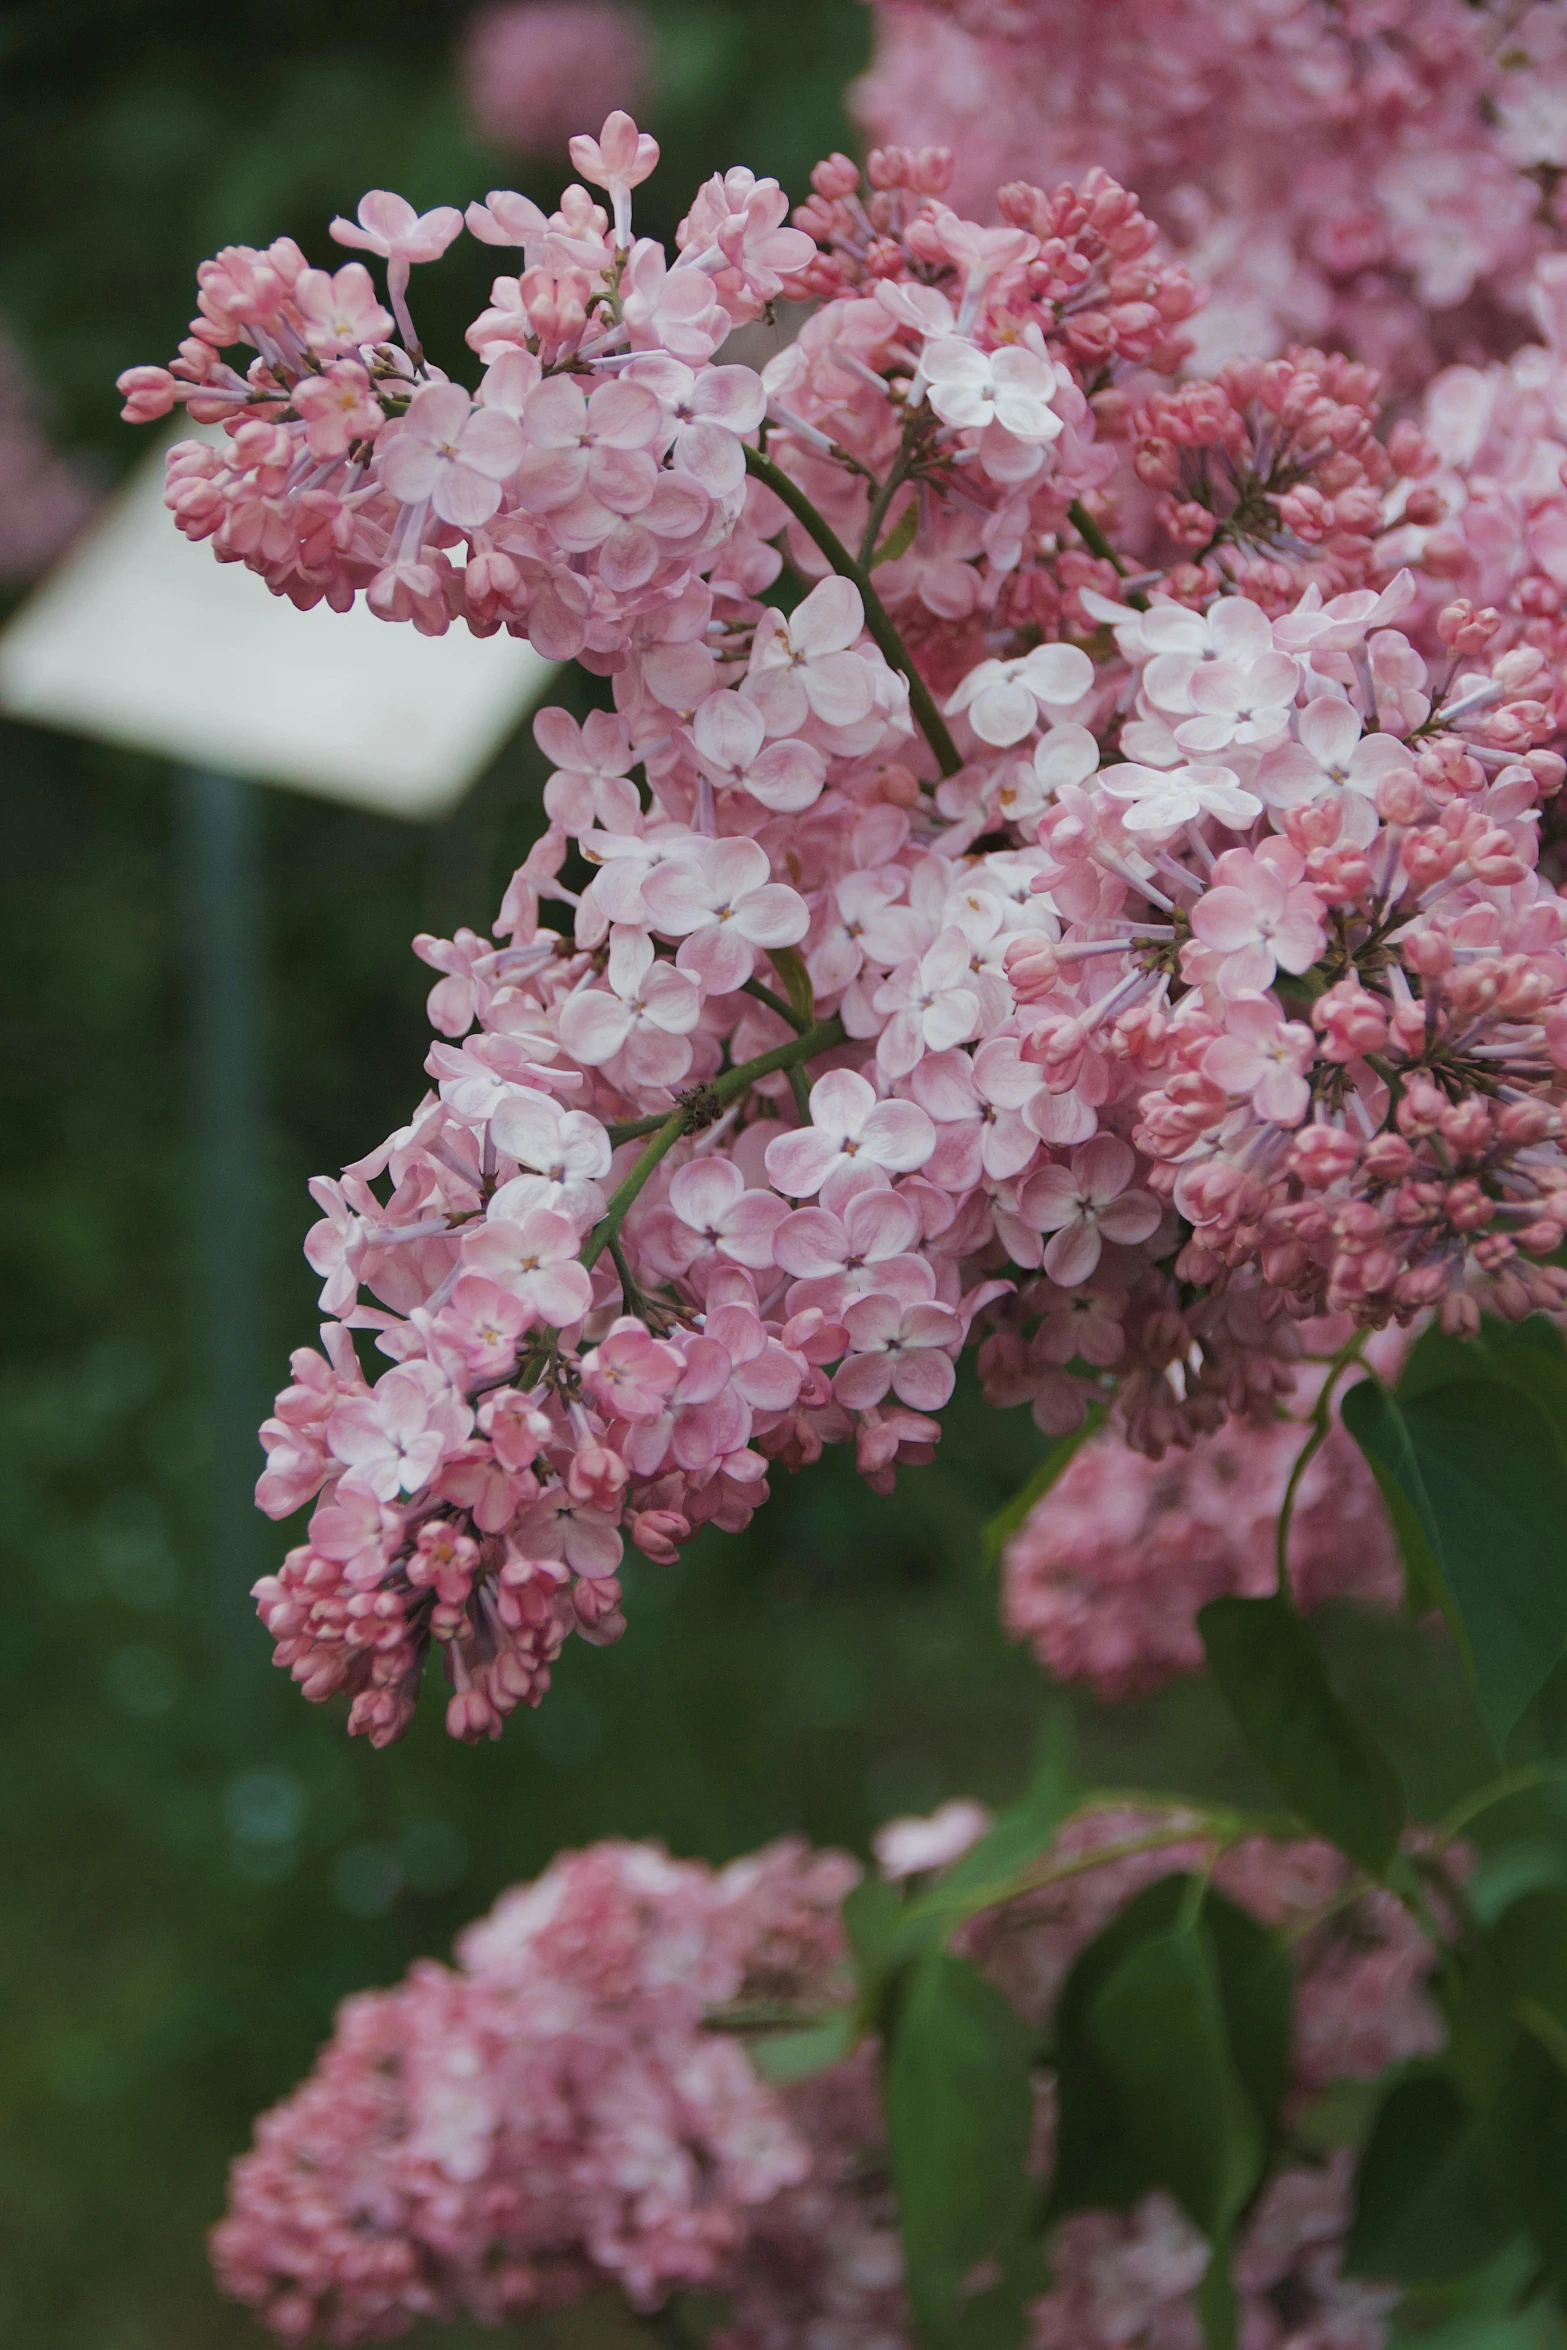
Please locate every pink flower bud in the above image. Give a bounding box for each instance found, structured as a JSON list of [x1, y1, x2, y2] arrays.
[[566, 1444, 629, 1511], [630, 1509, 689, 1566]]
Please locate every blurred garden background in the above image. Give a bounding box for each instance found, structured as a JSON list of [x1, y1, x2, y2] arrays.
[[2, 4, 1563, 2345]]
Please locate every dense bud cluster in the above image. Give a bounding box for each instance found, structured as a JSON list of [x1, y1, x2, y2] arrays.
[[119, 111, 1567, 1745], [213, 1809, 1453, 2348]]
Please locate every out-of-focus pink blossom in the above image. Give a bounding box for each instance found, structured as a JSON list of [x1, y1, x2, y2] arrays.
[[1002, 1361, 1403, 1700], [459, 3, 654, 160]]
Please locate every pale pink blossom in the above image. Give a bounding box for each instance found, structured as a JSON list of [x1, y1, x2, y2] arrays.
[[873, 927, 982, 1077], [873, 1797, 992, 1879], [945, 642, 1094, 747], [569, 109, 660, 246], [772, 1182, 931, 1309], [640, 1156, 791, 1277], [1259, 699, 1418, 820], [765, 1069, 935, 1198], [921, 336, 1066, 442], [1203, 996, 1316, 1126], [1099, 757, 1261, 834], [620, 238, 730, 362], [640, 839, 809, 994], [330, 190, 464, 268], [512, 1482, 624, 1574], [461, 1205, 596, 1326], [1020, 1137, 1160, 1285], [557, 928, 701, 1086], [746, 578, 876, 735], [833, 1291, 963, 1411], [292, 360, 383, 459], [326, 1362, 472, 1500], [379, 384, 524, 527], [688, 692, 825, 814], [1189, 843, 1326, 997]]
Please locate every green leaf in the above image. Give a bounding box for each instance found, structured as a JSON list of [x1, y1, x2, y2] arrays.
[[1199, 1594, 1406, 1875], [1340, 1377, 1567, 1749], [870, 499, 918, 568], [844, 1873, 904, 1982], [748, 2011, 856, 2085], [1197, 2238, 1240, 2350], [1490, 1888, 1567, 2032], [884, 1951, 1037, 2347], [1491, 2027, 1567, 2288], [1400, 1314, 1567, 1416], [1089, 1920, 1264, 2241], [1200, 1892, 1294, 2141], [907, 1726, 1076, 1926], [981, 1413, 1102, 1570], [951, 2234, 1049, 2350], [1346, 2074, 1511, 2283], [1050, 1878, 1289, 2220]]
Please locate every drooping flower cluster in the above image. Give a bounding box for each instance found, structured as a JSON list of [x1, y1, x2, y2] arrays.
[[214, 1809, 1452, 2348], [118, 117, 1567, 1745], [853, 0, 1567, 387], [1002, 1346, 1404, 1700]]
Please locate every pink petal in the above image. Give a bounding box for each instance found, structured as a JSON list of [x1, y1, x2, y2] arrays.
[[1043, 1222, 1103, 1285], [842, 1291, 904, 1348], [734, 884, 810, 950], [718, 1191, 791, 1267], [891, 1350, 956, 1411], [1076, 1134, 1135, 1206], [832, 1354, 894, 1411], [803, 650, 875, 729], [790, 575, 863, 658], [1097, 1191, 1161, 1245], [458, 407, 525, 481], [858, 1098, 937, 1174], [557, 992, 632, 1063], [676, 923, 753, 994], [668, 1156, 745, 1225], [844, 1188, 920, 1258], [640, 861, 715, 934], [1190, 886, 1261, 954], [773, 1207, 848, 1278], [808, 1067, 876, 1141], [764, 1127, 844, 1198], [527, 1261, 595, 1325]]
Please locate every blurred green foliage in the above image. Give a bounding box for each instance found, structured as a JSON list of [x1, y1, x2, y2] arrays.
[[4, 4, 1567, 2346]]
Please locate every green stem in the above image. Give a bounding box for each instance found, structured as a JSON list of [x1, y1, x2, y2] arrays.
[[606, 1109, 673, 1144], [858, 422, 921, 568], [741, 974, 807, 1033], [901, 1804, 1292, 1930], [581, 1014, 847, 1269], [744, 444, 964, 778], [1274, 1330, 1368, 1598], [1068, 499, 1149, 610], [1438, 1761, 1567, 1846], [582, 1105, 689, 1271]]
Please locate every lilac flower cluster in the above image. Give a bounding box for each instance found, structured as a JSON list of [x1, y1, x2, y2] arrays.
[[116, 116, 1567, 1747]]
